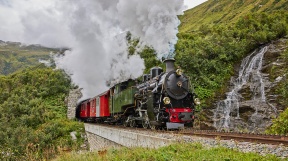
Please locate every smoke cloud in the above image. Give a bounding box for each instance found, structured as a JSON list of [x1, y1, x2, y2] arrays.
[[0, 0, 184, 99], [117, 0, 184, 59]]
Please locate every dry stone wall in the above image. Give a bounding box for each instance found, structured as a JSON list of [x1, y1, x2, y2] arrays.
[[86, 132, 122, 151], [66, 88, 82, 119]]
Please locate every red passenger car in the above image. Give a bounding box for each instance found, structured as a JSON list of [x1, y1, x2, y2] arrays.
[[79, 100, 90, 120], [89, 91, 110, 119], [76, 91, 110, 122]]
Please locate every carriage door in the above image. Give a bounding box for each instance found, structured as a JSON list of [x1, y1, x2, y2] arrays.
[[96, 97, 100, 117]]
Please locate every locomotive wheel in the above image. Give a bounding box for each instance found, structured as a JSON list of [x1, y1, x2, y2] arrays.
[[185, 122, 193, 128], [123, 117, 129, 127], [130, 120, 136, 127], [150, 125, 157, 130], [142, 120, 150, 129], [123, 120, 129, 127]]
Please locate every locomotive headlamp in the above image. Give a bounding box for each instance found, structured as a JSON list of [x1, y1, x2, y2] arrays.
[[194, 98, 201, 105], [163, 97, 171, 105], [176, 69, 183, 76], [177, 81, 182, 87]]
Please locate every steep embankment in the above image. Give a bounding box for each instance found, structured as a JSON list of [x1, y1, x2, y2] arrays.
[[0, 66, 84, 160], [174, 0, 288, 133]]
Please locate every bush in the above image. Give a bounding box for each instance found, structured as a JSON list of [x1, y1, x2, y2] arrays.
[[267, 107, 288, 135], [0, 66, 84, 160]]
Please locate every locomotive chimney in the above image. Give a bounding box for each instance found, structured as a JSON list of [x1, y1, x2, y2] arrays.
[[163, 58, 175, 72]]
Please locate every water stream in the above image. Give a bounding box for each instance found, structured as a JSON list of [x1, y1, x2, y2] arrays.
[[213, 46, 277, 131]]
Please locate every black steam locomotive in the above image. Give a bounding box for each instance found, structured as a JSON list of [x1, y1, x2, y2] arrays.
[[76, 59, 200, 129]]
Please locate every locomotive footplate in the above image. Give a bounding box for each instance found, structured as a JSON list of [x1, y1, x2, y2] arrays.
[[166, 122, 184, 130]]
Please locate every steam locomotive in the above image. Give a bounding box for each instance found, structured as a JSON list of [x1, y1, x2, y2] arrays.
[[76, 59, 200, 129]]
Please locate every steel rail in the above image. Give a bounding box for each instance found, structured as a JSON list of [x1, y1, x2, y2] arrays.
[[180, 130, 288, 145]]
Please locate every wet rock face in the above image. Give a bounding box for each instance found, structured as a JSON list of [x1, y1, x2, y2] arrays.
[[66, 88, 82, 119], [202, 39, 288, 133]]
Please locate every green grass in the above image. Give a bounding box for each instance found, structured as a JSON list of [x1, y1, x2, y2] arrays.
[[179, 0, 288, 33], [54, 143, 284, 161]]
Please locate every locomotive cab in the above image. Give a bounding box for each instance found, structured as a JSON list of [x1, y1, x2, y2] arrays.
[[109, 79, 137, 121]]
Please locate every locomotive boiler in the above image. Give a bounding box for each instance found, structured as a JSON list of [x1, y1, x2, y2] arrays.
[[76, 58, 200, 129]]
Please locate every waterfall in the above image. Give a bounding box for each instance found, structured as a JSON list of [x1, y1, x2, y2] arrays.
[[213, 46, 272, 131]]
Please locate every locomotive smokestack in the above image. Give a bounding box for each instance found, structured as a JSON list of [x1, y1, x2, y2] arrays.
[[164, 58, 175, 72]]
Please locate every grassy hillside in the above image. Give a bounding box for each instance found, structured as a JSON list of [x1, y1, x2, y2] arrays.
[[179, 0, 288, 32], [176, 12, 288, 103], [172, 0, 288, 132], [0, 41, 62, 75]]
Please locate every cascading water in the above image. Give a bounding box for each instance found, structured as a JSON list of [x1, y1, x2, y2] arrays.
[[213, 46, 277, 132]]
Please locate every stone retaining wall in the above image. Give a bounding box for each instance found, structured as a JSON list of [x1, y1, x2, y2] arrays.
[[84, 123, 174, 149], [86, 132, 122, 151]]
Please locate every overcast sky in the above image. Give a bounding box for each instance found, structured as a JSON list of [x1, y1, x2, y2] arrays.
[[0, 0, 208, 44], [184, 0, 207, 10]]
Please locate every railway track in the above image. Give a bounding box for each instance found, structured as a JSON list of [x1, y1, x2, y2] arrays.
[[86, 123, 288, 146], [180, 130, 288, 146]]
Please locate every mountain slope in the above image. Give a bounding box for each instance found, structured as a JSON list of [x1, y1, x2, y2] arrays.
[[179, 0, 288, 32], [174, 0, 288, 132], [0, 41, 64, 75]]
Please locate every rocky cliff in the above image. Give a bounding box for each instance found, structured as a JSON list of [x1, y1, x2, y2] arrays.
[[199, 38, 288, 133]]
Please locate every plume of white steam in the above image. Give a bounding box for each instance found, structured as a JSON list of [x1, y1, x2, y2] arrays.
[[117, 0, 184, 59], [53, 0, 147, 98], [52, 0, 144, 98], [0, 0, 184, 99]]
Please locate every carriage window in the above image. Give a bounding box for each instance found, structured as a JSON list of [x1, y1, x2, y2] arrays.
[[120, 81, 128, 91]]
